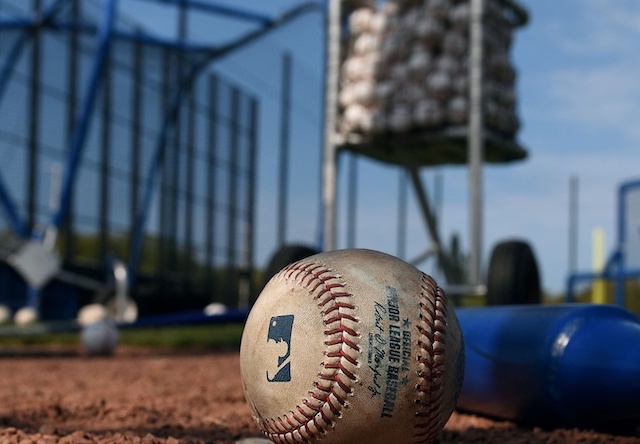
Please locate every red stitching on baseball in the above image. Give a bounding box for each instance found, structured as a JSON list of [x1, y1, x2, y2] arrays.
[[285, 414, 298, 430], [327, 399, 341, 415], [324, 312, 358, 324], [413, 274, 449, 443], [261, 259, 360, 443], [295, 405, 312, 420], [322, 302, 356, 315], [326, 349, 358, 366], [310, 390, 329, 401], [318, 371, 353, 395], [309, 278, 325, 293], [303, 398, 322, 413], [323, 362, 357, 381], [325, 336, 359, 350], [324, 325, 358, 336]]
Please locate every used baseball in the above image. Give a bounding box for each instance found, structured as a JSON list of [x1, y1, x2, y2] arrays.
[[14, 306, 38, 325], [240, 249, 464, 444], [80, 320, 119, 356]]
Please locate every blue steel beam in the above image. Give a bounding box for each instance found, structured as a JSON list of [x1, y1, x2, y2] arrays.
[[0, 174, 26, 237], [48, 20, 223, 53], [0, 22, 27, 236], [0, 0, 69, 237], [50, 0, 118, 232], [0, 20, 37, 109], [3, 0, 321, 283], [15, 2, 320, 53], [138, 0, 273, 25], [0, 0, 68, 103], [0, 18, 33, 29], [1, 3, 322, 67]]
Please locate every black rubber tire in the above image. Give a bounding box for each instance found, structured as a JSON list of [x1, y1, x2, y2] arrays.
[[486, 240, 541, 305], [262, 244, 320, 289]]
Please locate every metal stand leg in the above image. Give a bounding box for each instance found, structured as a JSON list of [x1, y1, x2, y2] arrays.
[[406, 167, 456, 284]]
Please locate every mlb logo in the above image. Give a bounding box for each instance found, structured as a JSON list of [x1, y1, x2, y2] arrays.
[[266, 314, 294, 382]]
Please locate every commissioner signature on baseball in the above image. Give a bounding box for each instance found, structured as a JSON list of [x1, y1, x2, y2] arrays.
[[367, 327, 387, 398]]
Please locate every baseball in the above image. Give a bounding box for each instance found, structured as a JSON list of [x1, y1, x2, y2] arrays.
[[77, 303, 109, 327], [80, 320, 119, 356], [14, 306, 38, 325], [0, 304, 10, 324], [240, 249, 464, 444]]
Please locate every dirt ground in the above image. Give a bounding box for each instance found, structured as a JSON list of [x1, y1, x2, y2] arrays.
[[0, 346, 638, 444]]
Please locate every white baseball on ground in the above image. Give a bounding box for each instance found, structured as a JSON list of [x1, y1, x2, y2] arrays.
[[77, 303, 109, 327], [80, 320, 119, 356], [0, 304, 10, 324], [240, 249, 464, 444], [14, 306, 38, 325], [204, 302, 228, 316]]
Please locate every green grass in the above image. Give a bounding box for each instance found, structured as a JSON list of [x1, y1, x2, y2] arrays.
[[0, 323, 245, 350], [119, 324, 244, 349]]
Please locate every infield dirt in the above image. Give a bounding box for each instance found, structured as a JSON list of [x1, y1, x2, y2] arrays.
[[0, 346, 638, 444]]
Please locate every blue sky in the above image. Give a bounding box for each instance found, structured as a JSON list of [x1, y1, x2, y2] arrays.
[[121, 0, 640, 295], [488, 0, 640, 294]]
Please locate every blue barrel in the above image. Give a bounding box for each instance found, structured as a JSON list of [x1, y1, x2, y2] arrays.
[[456, 304, 640, 428]]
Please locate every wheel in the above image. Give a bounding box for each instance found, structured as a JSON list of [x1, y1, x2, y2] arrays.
[[262, 244, 319, 289], [486, 240, 541, 305]]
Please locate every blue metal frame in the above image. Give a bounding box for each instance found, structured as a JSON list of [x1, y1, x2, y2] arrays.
[[0, 0, 68, 102], [139, 0, 274, 26], [50, 0, 118, 233], [0, 0, 323, 321], [0, 172, 26, 237], [566, 178, 640, 305], [126, 1, 323, 287], [0, 0, 69, 237]]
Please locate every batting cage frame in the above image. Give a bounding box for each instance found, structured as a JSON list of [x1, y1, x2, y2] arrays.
[[0, 0, 321, 324]]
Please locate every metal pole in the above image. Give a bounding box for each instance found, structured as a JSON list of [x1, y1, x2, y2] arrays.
[[99, 58, 112, 260], [568, 175, 579, 275], [241, 97, 259, 308], [175, 0, 187, 277], [129, 37, 142, 250], [397, 170, 408, 260], [322, 0, 341, 251], [50, 0, 117, 232], [185, 82, 195, 287], [408, 167, 454, 284], [169, 84, 180, 272], [616, 179, 640, 305], [616, 181, 634, 307], [277, 52, 292, 247], [27, 0, 42, 232], [469, 0, 485, 287], [205, 74, 218, 299], [157, 47, 172, 279], [346, 153, 357, 248], [64, 0, 79, 260], [227, 87, 240, 303], [435, 169, 443, 230]]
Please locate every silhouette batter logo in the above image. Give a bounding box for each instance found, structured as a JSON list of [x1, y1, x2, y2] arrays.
[[266, 314, 294, 382]]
